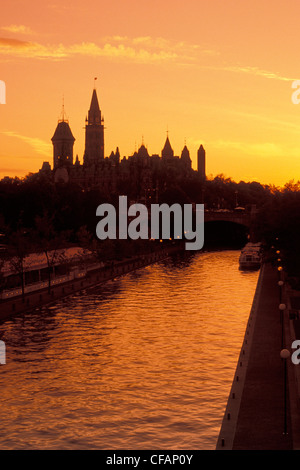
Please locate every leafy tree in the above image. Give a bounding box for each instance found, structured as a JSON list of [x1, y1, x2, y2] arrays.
[[33, 213, 69, 294]]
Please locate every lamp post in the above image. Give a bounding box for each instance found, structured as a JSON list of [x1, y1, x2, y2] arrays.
[[278, 280, 284, 303], [279, 303, 286, 348], [280, 348, 290, 435]]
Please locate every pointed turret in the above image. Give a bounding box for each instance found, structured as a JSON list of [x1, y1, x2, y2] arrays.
[[181, 145, 190, 159], [162, 135, 174, 159], [84, 87, 104, 165], [51, 119, 75, 169], [181, 144, 191, 169]]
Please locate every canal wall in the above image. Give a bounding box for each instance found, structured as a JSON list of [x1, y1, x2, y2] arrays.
[[215, 263, 265, 449], [0, 244, 184, 323], [216, 261, 297, 450]]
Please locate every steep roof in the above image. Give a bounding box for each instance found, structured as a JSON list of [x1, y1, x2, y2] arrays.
[[87, 88, 101, 124], [181, 145, 190, 160], [51, 120, 75, 142], [137, 144, 149, 158], [162, 136, 174, 158], [90, 89, 100, 114]]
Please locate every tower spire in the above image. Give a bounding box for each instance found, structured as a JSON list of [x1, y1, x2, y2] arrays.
[[84, 86, 104, 165], [59, 94, 68, 122], [89, 88, 101, 121]]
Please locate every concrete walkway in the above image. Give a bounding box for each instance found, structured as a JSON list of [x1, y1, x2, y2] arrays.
[[217, 262, 295, 450]]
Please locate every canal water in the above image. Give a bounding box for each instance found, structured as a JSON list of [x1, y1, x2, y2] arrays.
[[0, 250, 259, 450]]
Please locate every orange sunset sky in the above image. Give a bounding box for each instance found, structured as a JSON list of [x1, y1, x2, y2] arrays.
[[1, 0, 300, 186]]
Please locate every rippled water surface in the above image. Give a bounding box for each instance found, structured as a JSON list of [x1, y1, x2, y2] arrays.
[[0, 250, 259, 449]]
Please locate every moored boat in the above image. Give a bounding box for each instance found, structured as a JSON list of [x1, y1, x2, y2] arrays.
[[239, 242, 262, 270]]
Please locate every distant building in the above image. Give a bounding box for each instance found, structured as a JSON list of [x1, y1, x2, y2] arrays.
[[40, 86, 206, 198]]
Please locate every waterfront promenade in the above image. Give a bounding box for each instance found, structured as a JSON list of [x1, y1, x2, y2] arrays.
[[0, 245, 182, 323], [216, 261, 300, 450]]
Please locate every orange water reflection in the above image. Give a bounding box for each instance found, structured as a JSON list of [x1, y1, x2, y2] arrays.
[[0, 250, 258, 449]]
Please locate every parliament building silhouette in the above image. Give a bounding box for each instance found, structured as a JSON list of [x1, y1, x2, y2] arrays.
[[40, 87, 206, 201]]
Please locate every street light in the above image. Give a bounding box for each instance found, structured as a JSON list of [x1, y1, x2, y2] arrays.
[[279, 303, 286, 348], [280, 348, 290, 435]]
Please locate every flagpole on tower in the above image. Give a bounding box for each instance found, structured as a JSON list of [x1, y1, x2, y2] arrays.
[[62, 94, 65, 121], [94, 77, 97, 89]]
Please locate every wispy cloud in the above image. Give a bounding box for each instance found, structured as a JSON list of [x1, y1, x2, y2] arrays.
[[0, 38, 68, 60], [68, 41, 178, 62], [184, 62, 296, 82], [219, 65, 295, 82], [1, 25, 35, 35], [102, 35, 220, 63], [0, 37, 31, 47], [211, 139, 300, 159], [0, 32, 294, 83], [0, 35, 219, 63], [2, 131, 52, 156], [226, 108, 300, 134], [0, 37, 175, 62]]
